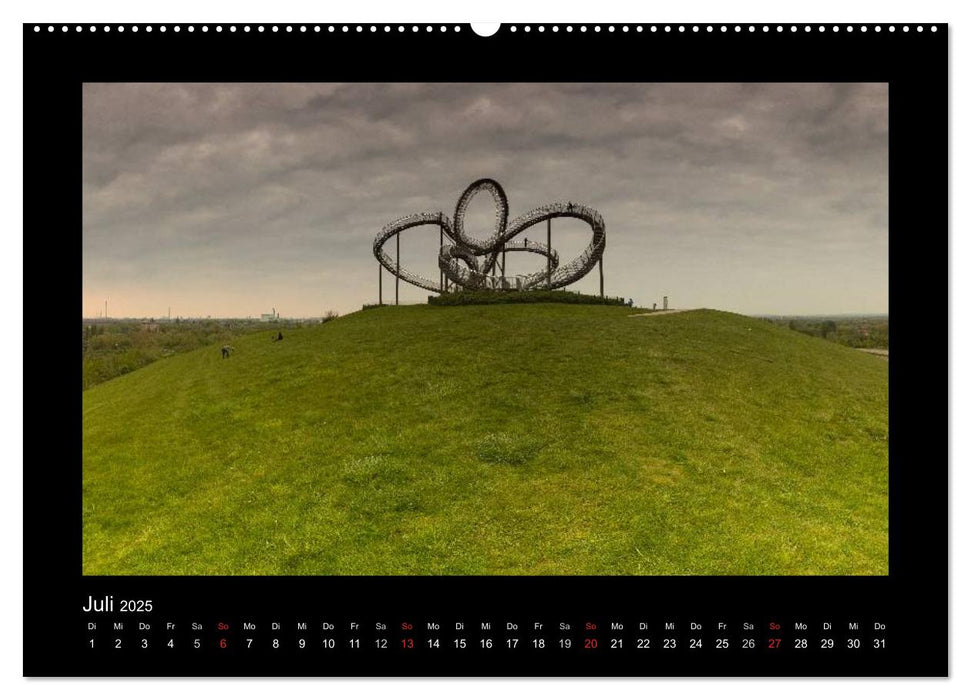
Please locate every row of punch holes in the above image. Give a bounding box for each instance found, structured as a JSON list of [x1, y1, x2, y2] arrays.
[[33, 24, 939, 35]]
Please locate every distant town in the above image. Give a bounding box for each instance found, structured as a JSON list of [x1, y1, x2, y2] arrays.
[[81, 307, 331, 324]]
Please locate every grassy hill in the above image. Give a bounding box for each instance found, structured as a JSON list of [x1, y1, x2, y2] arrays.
[[83, 305, 888, 575]]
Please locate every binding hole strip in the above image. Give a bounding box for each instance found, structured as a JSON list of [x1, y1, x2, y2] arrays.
[[32, 24, 939, 34]]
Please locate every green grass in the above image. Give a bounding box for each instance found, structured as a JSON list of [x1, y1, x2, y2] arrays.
[[83, 306, 888, 575]]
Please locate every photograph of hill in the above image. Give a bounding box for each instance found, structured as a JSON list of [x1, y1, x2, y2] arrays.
[[82, 83, 888, 575]]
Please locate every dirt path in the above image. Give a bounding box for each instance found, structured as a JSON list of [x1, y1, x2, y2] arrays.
[[858, 348, 889, 359], [628, 309, 693, 318]]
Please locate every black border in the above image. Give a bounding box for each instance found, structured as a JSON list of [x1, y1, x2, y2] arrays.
[[24, 22, 947, 677]]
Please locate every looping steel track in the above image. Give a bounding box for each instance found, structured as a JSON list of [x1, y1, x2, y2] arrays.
[[373, 179, 606, 293]]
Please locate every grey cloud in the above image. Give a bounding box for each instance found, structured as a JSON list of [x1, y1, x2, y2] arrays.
[[83, 82, 888, 318]]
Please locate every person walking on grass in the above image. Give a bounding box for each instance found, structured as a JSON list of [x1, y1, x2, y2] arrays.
[[274, 331, 283, 341], [221, 345, 234, 359]]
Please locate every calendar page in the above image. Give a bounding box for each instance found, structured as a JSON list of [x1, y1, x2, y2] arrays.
[[23, 21, 946, 677]]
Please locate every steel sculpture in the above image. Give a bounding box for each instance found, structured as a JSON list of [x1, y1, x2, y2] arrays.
[[372, 179, 606, 303]]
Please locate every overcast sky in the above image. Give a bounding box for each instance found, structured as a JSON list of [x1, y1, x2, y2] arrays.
[[82, 83, 888, 318]]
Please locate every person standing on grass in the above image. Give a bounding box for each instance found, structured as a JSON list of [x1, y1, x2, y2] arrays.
[[221, 345, 233, 359]]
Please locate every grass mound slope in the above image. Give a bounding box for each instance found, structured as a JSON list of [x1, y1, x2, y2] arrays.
[[83, 306, 888, 575]]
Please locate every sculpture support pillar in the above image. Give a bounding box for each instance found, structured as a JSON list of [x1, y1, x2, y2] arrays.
[[599, 256, 604, 298], [378, 262, 382, 305], [396, 232, 400, 306], [547, 218, 552, 289]]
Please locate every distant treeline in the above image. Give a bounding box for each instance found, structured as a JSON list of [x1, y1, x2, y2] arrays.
[[82, 314, 338, 389], [763, 316, 889, 350]]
